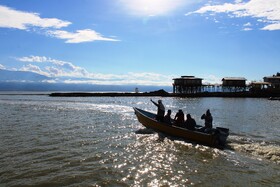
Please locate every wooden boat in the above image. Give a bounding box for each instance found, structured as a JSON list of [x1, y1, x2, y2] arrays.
[[134, 107, 229, 148]]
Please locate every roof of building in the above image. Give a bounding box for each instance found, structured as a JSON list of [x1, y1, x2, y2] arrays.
[[264, 76, 280, 79], [173, 76, 203, 80], [222, 77, 247, 81]]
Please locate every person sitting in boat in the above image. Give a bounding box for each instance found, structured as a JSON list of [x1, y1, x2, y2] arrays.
[[201, 109, 213, 132], [174, 109, 185, 127], [164, 109, 172, 125], [184, 114, 196, 130], [150, 99, 165, 122]]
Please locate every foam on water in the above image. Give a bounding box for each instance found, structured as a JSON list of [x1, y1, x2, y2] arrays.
[[229, 142, 280, 164], [225, 134, 280, 164]]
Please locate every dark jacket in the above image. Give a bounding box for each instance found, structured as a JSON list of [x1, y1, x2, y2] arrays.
[[185, 117, 196, 130]]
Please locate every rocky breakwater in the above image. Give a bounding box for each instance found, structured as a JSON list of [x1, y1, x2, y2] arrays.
[[49, 89, 171, 97]]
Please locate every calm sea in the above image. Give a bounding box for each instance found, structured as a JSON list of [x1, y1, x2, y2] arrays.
[[0, 93, 279, 186]]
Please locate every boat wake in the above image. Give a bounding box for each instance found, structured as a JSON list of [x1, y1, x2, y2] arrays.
[[227, 135, 280, 164], [136, 131, 280, 164]]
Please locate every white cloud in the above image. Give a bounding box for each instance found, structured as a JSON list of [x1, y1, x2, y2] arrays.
[[47, 29, 119, 43], [0, 5, 71, 30], [16, 55, 71, 67], [16, 55, 48, 63], [16, 55, 82, 72], [45, 66, 62, 76], [0, 5, 119, 43], [20, 64, 49, 76], [243, 27, 253, 31], [242, 22, 253, 31], [243, 22, 252, 27], [261, 23, 280, 31], [0, 64, 5, 69], [187, 0, 280, 31], [16, 55, 89, 77], [119, 0, 193, 17]]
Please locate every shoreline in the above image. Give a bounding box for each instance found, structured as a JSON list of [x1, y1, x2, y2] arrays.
[[49, 91, 280, 98]]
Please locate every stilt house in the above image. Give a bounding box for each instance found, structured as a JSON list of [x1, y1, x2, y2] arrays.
[[173, 76, 203, 94], [222, 77, 247, 92]]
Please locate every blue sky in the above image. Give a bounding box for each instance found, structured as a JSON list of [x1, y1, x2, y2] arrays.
[[0, 0, 279, 86]]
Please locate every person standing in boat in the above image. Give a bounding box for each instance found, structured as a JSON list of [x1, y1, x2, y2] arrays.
[[174, 109, 185, 127], [185, 114, 196, 130], [201, 109, 213, 132], [150, 99, 165, 122]]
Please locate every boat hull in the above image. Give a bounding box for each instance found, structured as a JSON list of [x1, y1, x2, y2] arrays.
[[134, 107, 229, 148]]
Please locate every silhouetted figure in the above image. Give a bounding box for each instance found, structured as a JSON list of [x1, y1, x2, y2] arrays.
[[164, 109, 172, 125], [151, 99, 165, 122], [185, 114, 196, 130], [201, 109, 213, 132], [174, 109, 185, 127]]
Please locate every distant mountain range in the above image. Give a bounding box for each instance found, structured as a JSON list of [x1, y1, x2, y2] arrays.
[[0, 69, 172, 92], [0, 69, 51, 82]]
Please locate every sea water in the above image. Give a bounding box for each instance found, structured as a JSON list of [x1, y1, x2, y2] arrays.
[[0, 93, 279, 186]]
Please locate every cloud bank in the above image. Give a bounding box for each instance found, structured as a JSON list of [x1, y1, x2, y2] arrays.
[[16, 55, 89, 77], [0, 5, 118, 43], [187, 0, 280, 31], [14, 55, 173, 86], [8, 55, 226, 86]]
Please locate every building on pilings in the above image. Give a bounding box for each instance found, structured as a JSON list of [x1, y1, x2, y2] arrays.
[[173, 76, 203, 94], [222, 77, 247, 92], [249, 82, 271, 92], [263, 73, 280, 89]]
